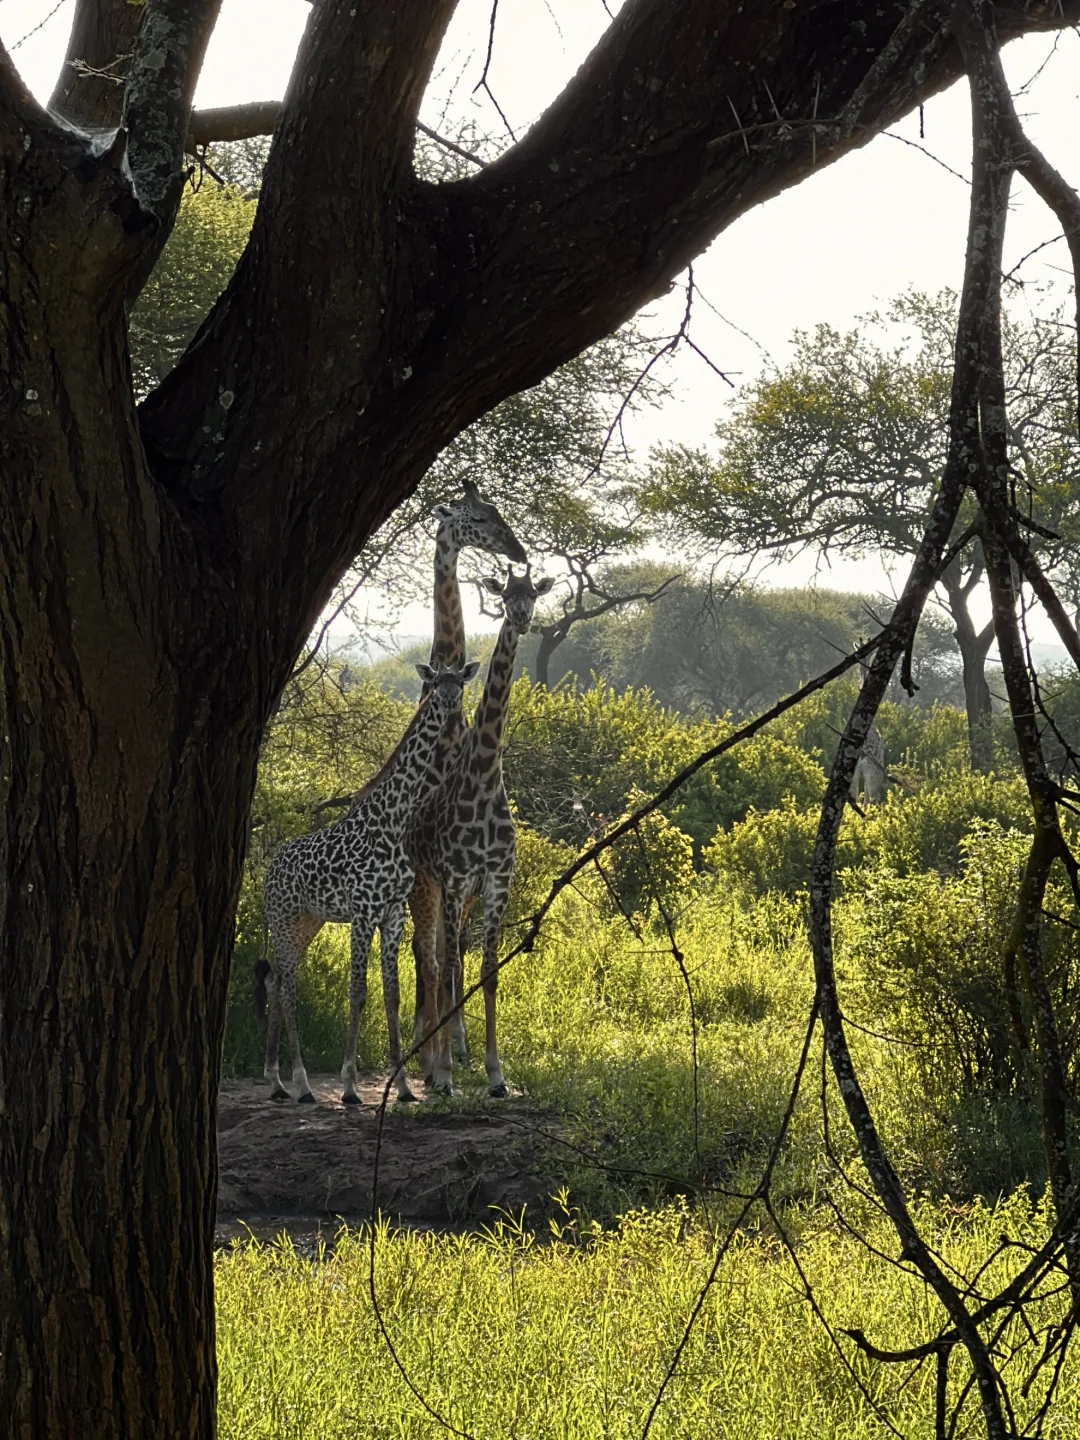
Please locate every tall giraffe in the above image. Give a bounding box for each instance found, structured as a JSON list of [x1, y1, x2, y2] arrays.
[[410, 480, 527, 1055], [256, 661, 478, 1105], [407, 566, 554, 1096]]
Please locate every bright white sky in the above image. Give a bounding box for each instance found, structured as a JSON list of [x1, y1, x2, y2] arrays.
[[3, 0, 1078, 652]]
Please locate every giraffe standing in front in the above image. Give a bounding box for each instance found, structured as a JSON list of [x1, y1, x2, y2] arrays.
[[256, 661, 477, 1105], [407, 566, 554, 1096], [409, 480, 527, 1057]]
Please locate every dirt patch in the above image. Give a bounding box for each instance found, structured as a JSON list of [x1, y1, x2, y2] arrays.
[[216, 1074, 561, 1245]]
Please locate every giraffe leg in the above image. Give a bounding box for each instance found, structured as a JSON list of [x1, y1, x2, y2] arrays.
[[481, 873, 512, 1098], [265, 913, 321, 1102], [261, 966, 290, 1102], [410, 931, 425, 1052], [431, 882, 468, 1095], [377, 901, 416, 1103], [341, 909, 377, 1105], [450, 897, 476, 1060], [410, 872, 443, 1087]]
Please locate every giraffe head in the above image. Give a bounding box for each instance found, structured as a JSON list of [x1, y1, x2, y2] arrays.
[[481, 565, 555, 635], [414, 659, 480, 717], [432, 479, 528, 565]]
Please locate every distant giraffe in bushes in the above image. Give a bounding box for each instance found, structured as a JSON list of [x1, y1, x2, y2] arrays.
[[409, 480, 527, 1058], [256, 661, 477, 1105], [407, 566, 554, 1096], [850, 723, 887, 806]]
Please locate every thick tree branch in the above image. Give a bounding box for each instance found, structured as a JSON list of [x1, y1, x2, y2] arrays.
[[186, 100, 282, 148], [122, 0, 222, 224], [184, 100, 484, 168], [137, 0, 1080, 695], [49, 0, 143, 130]]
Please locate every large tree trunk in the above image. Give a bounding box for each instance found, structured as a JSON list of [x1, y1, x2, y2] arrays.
[[0, 124, 264, 1431], [4, 1, 1080, 1434]]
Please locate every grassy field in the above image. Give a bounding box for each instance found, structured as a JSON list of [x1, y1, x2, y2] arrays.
[[221, 747, 1080, 1434], [216, 1192, 1074, 1439]]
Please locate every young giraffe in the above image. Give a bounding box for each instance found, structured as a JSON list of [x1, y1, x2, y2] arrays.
[[409, 480, 527, 1057], [256, 661, 478, 1105], [407, 566, 554, 1096]]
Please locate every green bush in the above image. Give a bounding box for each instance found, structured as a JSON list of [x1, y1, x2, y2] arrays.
[[706, 770, 1033, 896], [503, 676, 823, 854]]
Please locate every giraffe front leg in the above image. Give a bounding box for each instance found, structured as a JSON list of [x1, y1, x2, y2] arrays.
[[481, 874, 512, 1098], [341, 910, 377, 1105], [377, 901, 416, 1103]]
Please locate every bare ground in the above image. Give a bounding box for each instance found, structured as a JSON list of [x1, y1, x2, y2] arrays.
[[215, 1074, 561, 1247]]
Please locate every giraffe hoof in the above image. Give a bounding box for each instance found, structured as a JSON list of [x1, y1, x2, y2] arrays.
[[297, 1092, 316, 1105], [269, 1087, 290, 1103], [341, 1092, 361, 1106], [397, 1090, 418, 1105], [489, 1082, 509, 1099]]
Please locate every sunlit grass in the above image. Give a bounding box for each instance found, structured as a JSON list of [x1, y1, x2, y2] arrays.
[[216, 1192, 1076, 1440]]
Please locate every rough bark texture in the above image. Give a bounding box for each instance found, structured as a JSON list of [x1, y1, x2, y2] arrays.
[[3, 1, 1080, 1435]]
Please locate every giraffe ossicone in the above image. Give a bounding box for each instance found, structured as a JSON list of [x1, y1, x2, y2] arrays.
[[407, 564, 554, 1098], [256, 660, 478, 1106]]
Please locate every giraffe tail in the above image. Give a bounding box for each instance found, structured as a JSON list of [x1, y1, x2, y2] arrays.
[[254, 925, 271, 1022]]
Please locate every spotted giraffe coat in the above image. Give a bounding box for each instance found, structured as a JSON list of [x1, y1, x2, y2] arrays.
[[258, 662, 476, 1104], [406, 567, 553, 1096]]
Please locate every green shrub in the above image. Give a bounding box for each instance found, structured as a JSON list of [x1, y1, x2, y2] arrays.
[[706, 770, 1033, 896]]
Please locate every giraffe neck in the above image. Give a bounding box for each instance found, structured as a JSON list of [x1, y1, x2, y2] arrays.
[[469, 618, 519, 778], [428, 526, 465, 673], [362, 694, 448, 824]]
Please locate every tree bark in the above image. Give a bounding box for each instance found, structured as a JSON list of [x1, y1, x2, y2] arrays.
[[941, 557, 995, 771], [4, 1, 1080, 1434]]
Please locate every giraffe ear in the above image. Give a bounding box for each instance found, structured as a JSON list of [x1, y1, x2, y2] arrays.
[[432, 504, 454, 522], [461, 661, 481, 682], [481, 576, 505, 596], [415, 663, 436, 683], [534, 576, 555, 595]]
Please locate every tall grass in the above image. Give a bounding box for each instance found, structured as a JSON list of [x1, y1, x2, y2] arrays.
[[227, 848, 1047, 1214], [217, 1191, 1074, 1440]]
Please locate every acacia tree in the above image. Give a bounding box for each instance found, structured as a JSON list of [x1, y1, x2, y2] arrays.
[[3, 2, 1080, 1436], [642, 293, 1080, 768]]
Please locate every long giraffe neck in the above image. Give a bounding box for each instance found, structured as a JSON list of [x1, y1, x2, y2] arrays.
[[428, 526, 465, 673], [470, 618, 519, 778], [363, 692, 450, 824]]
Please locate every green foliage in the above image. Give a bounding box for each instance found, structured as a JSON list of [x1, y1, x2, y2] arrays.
[[639, 291, 1080, 601], [129, 181, 256, 395], [536, 578, 961, 717], [502, 675, 823, 853], [707, 769, 1032, 897], [841, 822, 1080, 1193], [600, 791, 696, 924]]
